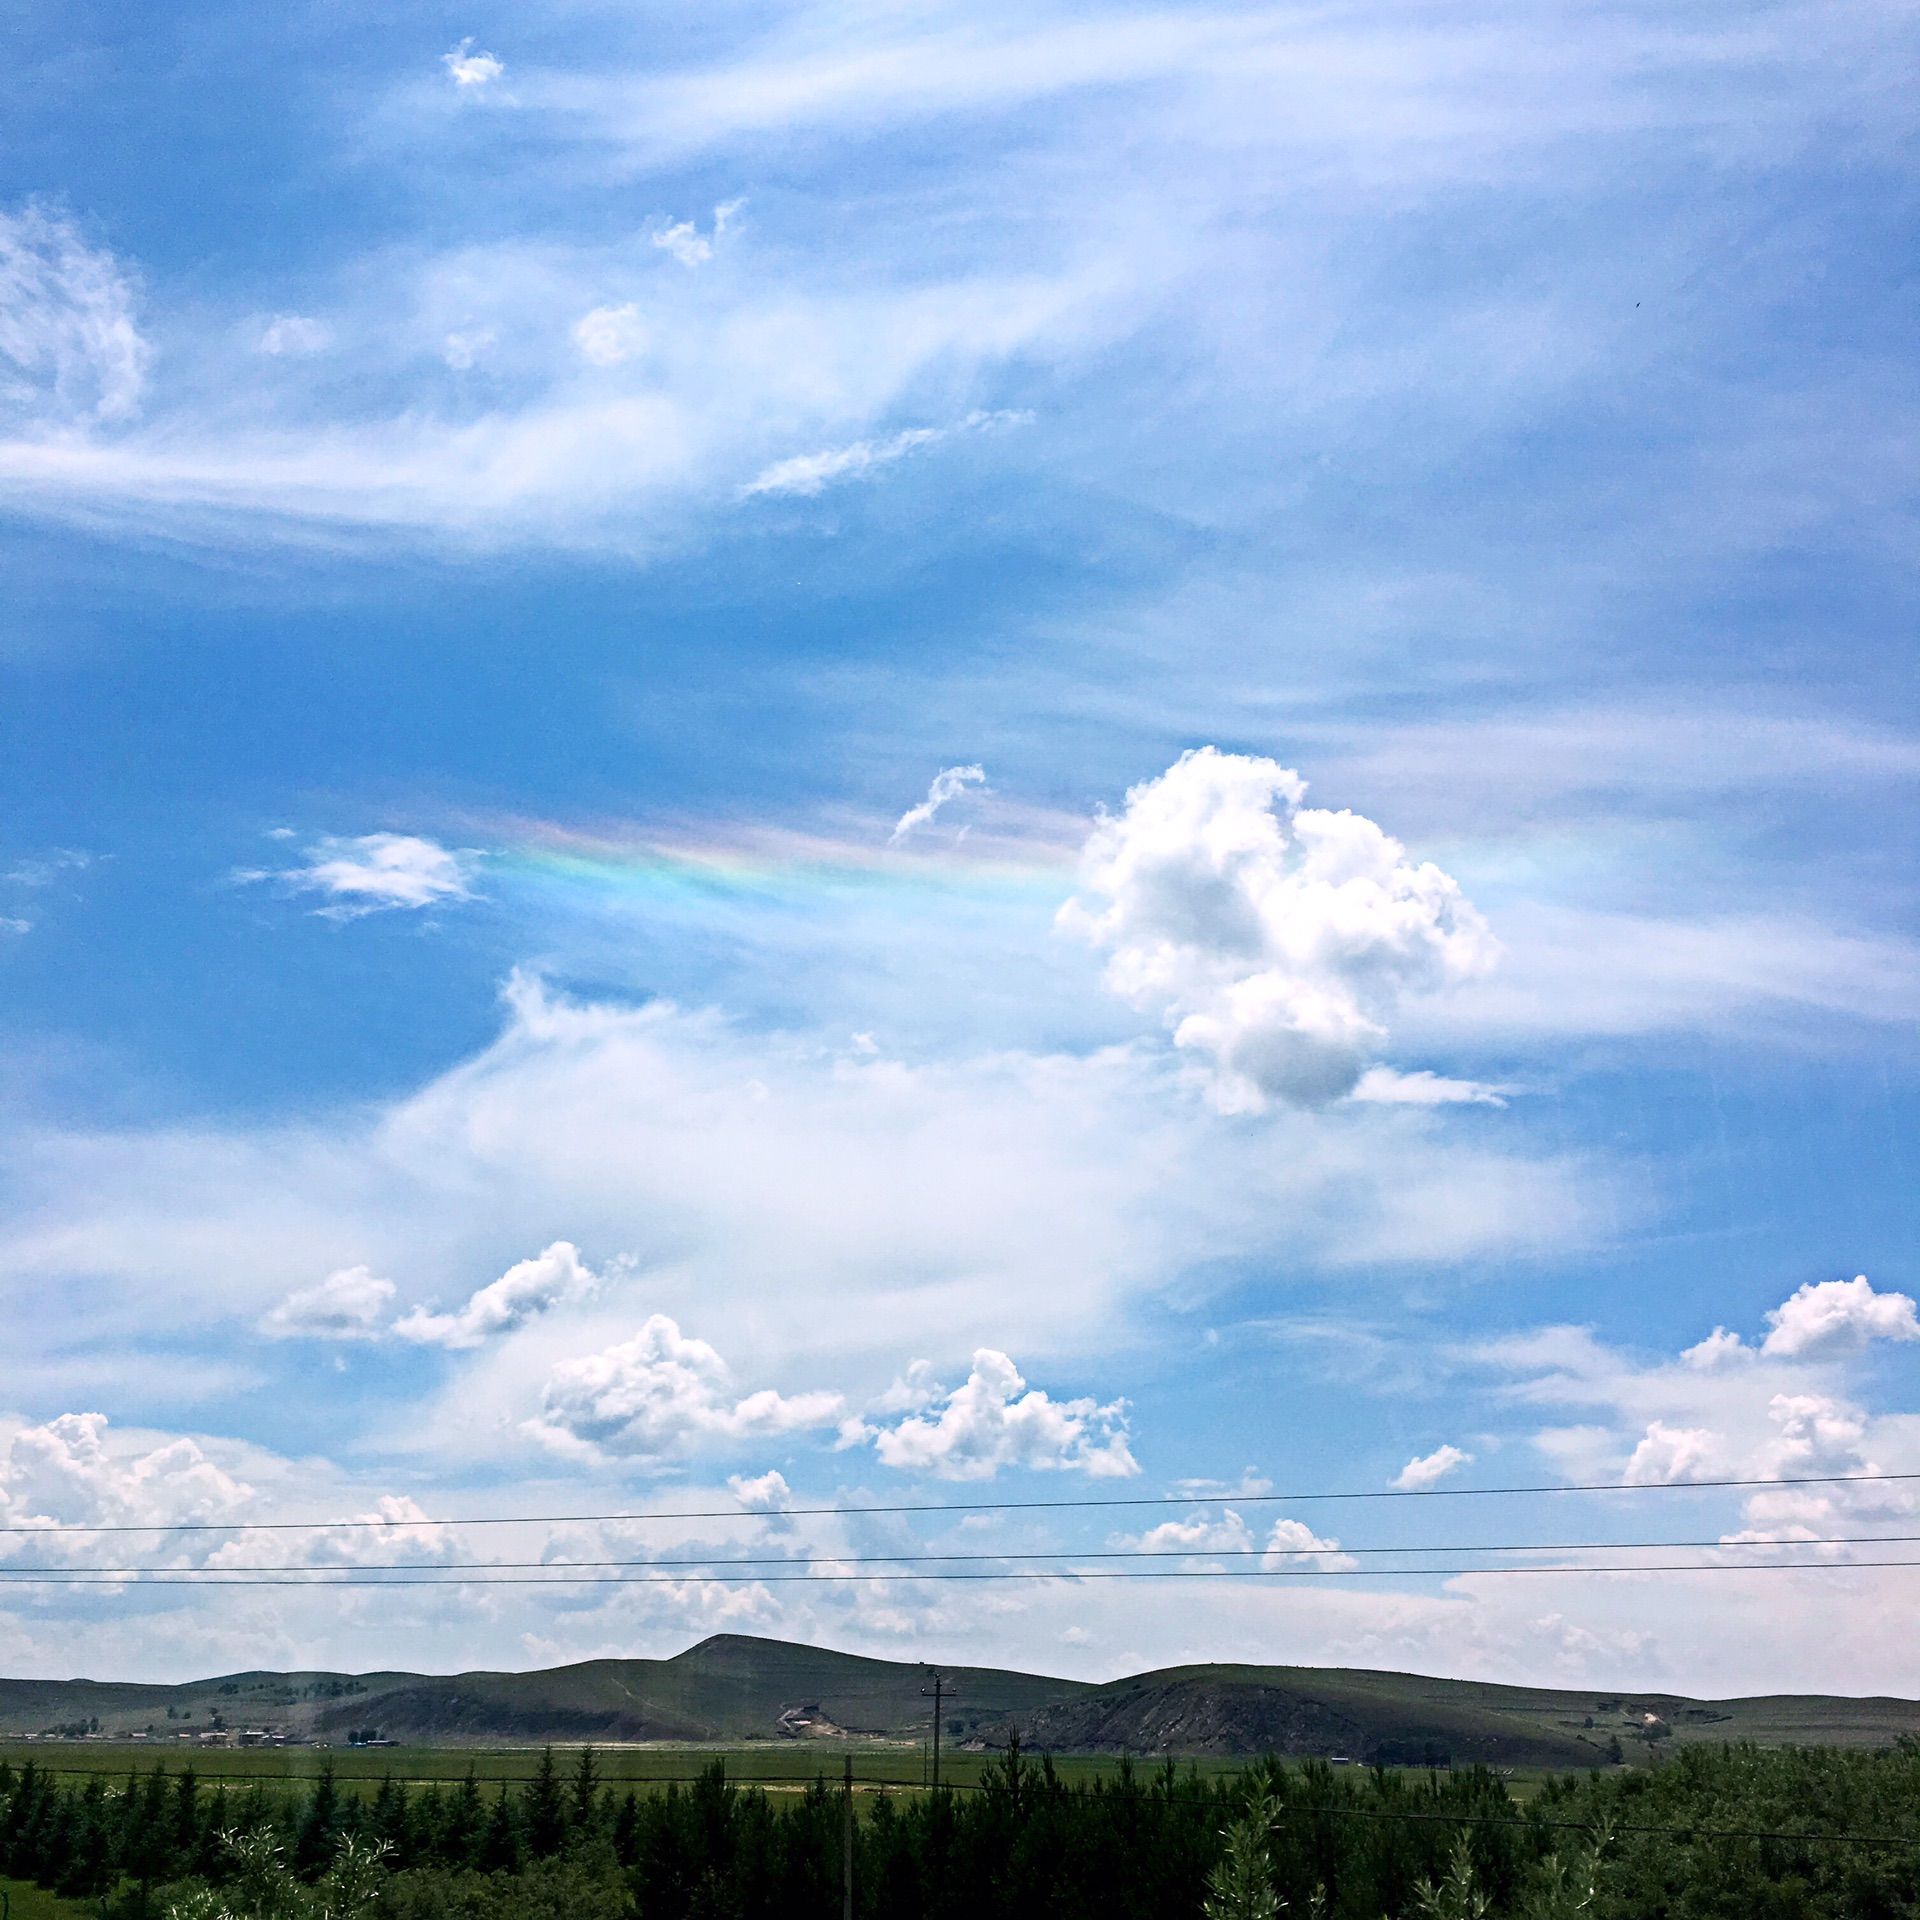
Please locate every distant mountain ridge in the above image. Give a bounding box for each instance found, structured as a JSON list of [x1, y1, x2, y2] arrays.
[[4, 1633, 1916, 1766]]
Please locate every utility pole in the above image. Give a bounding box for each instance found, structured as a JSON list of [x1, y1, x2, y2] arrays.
[[841, 1753, 854, 1920], [920, 1668, 952, 1791]]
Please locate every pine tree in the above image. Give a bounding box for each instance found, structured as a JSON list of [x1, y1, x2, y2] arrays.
[[570, 1746, 601, 1831], [524, 1747, 567, 1858]]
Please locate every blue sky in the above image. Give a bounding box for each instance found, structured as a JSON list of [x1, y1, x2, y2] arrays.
[[0, 0, 1916, 1693]]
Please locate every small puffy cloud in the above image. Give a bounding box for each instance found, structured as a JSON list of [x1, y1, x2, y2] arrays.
[[255, 314, 331, 357], [0, 916, 28, 936], [1127, 1510, 1347, 1569], [649, 203, 741, 268], [260, 1265, 396, 1341], [0, 1412, 250, 1539], [442, 327, 496, 371], [870, 1349, 1137, 1481], [442, 38, 503, 88], [891, 764, 987, 845], [571, 303, 647, 367], [255, 832, 477, 916], [1061, 747, 1497, 1110], [1682, 1326, 1751, 1370], [741, 409, 1027, 500], [1261, 1517, 1355, 1570], [1394, 1443, 1473, 1490], [526, 1315, 843, 1461], [728, 1469, 793, 1511], [0, 202, 150, 426], [1623, 1419, 1719, 1485], [395, 1240, 597, 1350], [1761, 1275, 1920, 1360]]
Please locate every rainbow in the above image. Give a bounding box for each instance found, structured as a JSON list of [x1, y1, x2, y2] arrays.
[[478, 816, 1078, 916]]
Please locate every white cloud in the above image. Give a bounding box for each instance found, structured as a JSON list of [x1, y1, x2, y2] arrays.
[[1761, 1275, 1920, 1360], [259, 1265, 395, 1341], [1394, 1443, 1472, 1490], [649, 203, 743, 268], [395, 1240, 597, 1350], [442, 38, 503, 90], [0, 1412, 250, 1539], [1681, 1326, 1751, 1371], [869, 1348, 1137, 1480], [1062, 747, 1498, 1110], [1261, 1517, 1355, 1570], [255, 314, 331, 358], [0, 916, 28, 936], [525, 1314, 843, 1461], [742, 426, 944, 499], [1121, 1507, 1346, 1567], [1350, 1067, 1507, 1108], [727, 1468, 792, 1511], [256, 832, 476, 916], [1622, 1419, 1719, 1485], [570, 303, 647, 367], [442, 326, 495, 371], [0, 202, 150, 427], [890, 764, 987, 845], [0, 970, 1599, 1445], [741, 409, 1028, 500]]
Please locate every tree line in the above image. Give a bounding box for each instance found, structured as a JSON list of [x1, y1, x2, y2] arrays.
[[1, 1737, 1916, 1919]]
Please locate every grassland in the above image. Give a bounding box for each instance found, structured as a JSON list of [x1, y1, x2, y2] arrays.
[[0, 1876, 95, 1920], [0, 1739, 1253, 1796]]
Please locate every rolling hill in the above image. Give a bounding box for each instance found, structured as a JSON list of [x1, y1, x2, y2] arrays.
[[3, 1633, 1916, 1766]]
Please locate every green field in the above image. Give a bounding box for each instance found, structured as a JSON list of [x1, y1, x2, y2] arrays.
[[0, 1877, 94, 1920], [0, 1739, 1254, 1796]]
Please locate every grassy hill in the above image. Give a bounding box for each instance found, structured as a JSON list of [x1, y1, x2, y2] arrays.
[[2, 1633, 1916, 1765]]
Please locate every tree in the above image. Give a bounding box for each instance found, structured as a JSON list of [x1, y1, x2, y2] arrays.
[[1204, 1793, 1282, 1920], [524, 1747, 567, 1858], [570, 1745, 601, 1831]]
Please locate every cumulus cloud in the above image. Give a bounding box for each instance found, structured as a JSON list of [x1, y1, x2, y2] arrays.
[[526, 1315, 843, 1461], [1062, 747, 1498, 1110], [252, 832, 477, 916], [571, 303, 647, 367], [442, 38, 503, 89], [1681, 1326, 1751, 1370], [395, 1240, 597, 1350], [728, 1468, 793, 1511], [0, 1412, 250, 1540], [0, 202, 150, 427], [1622, 1419, 1719, 1485], [1761, 1275, 1920, 1359], [1123, 1508, 1350, 1568], [1394, 1443, 1473, 1490], [890, 764, 987, 844], [259, 1265, 396, 1341], [255, 314, 331, 357], [868, 1349, 1137, 1480]]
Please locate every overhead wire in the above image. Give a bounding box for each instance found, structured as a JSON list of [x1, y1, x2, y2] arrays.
[[0, 1532, 1915, 1578], [2, 1559, 1917, 1586], [0, 1467, 1914, 1537]]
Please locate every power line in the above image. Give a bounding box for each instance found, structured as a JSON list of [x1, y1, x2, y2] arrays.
[[3, 1559, 1919, 1587], [1, 1468, 1913, 1538], [1, 1533, 1913, 1577]]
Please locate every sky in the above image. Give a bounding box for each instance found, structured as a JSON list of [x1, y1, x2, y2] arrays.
[[0, 0, 1916, 1698]]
